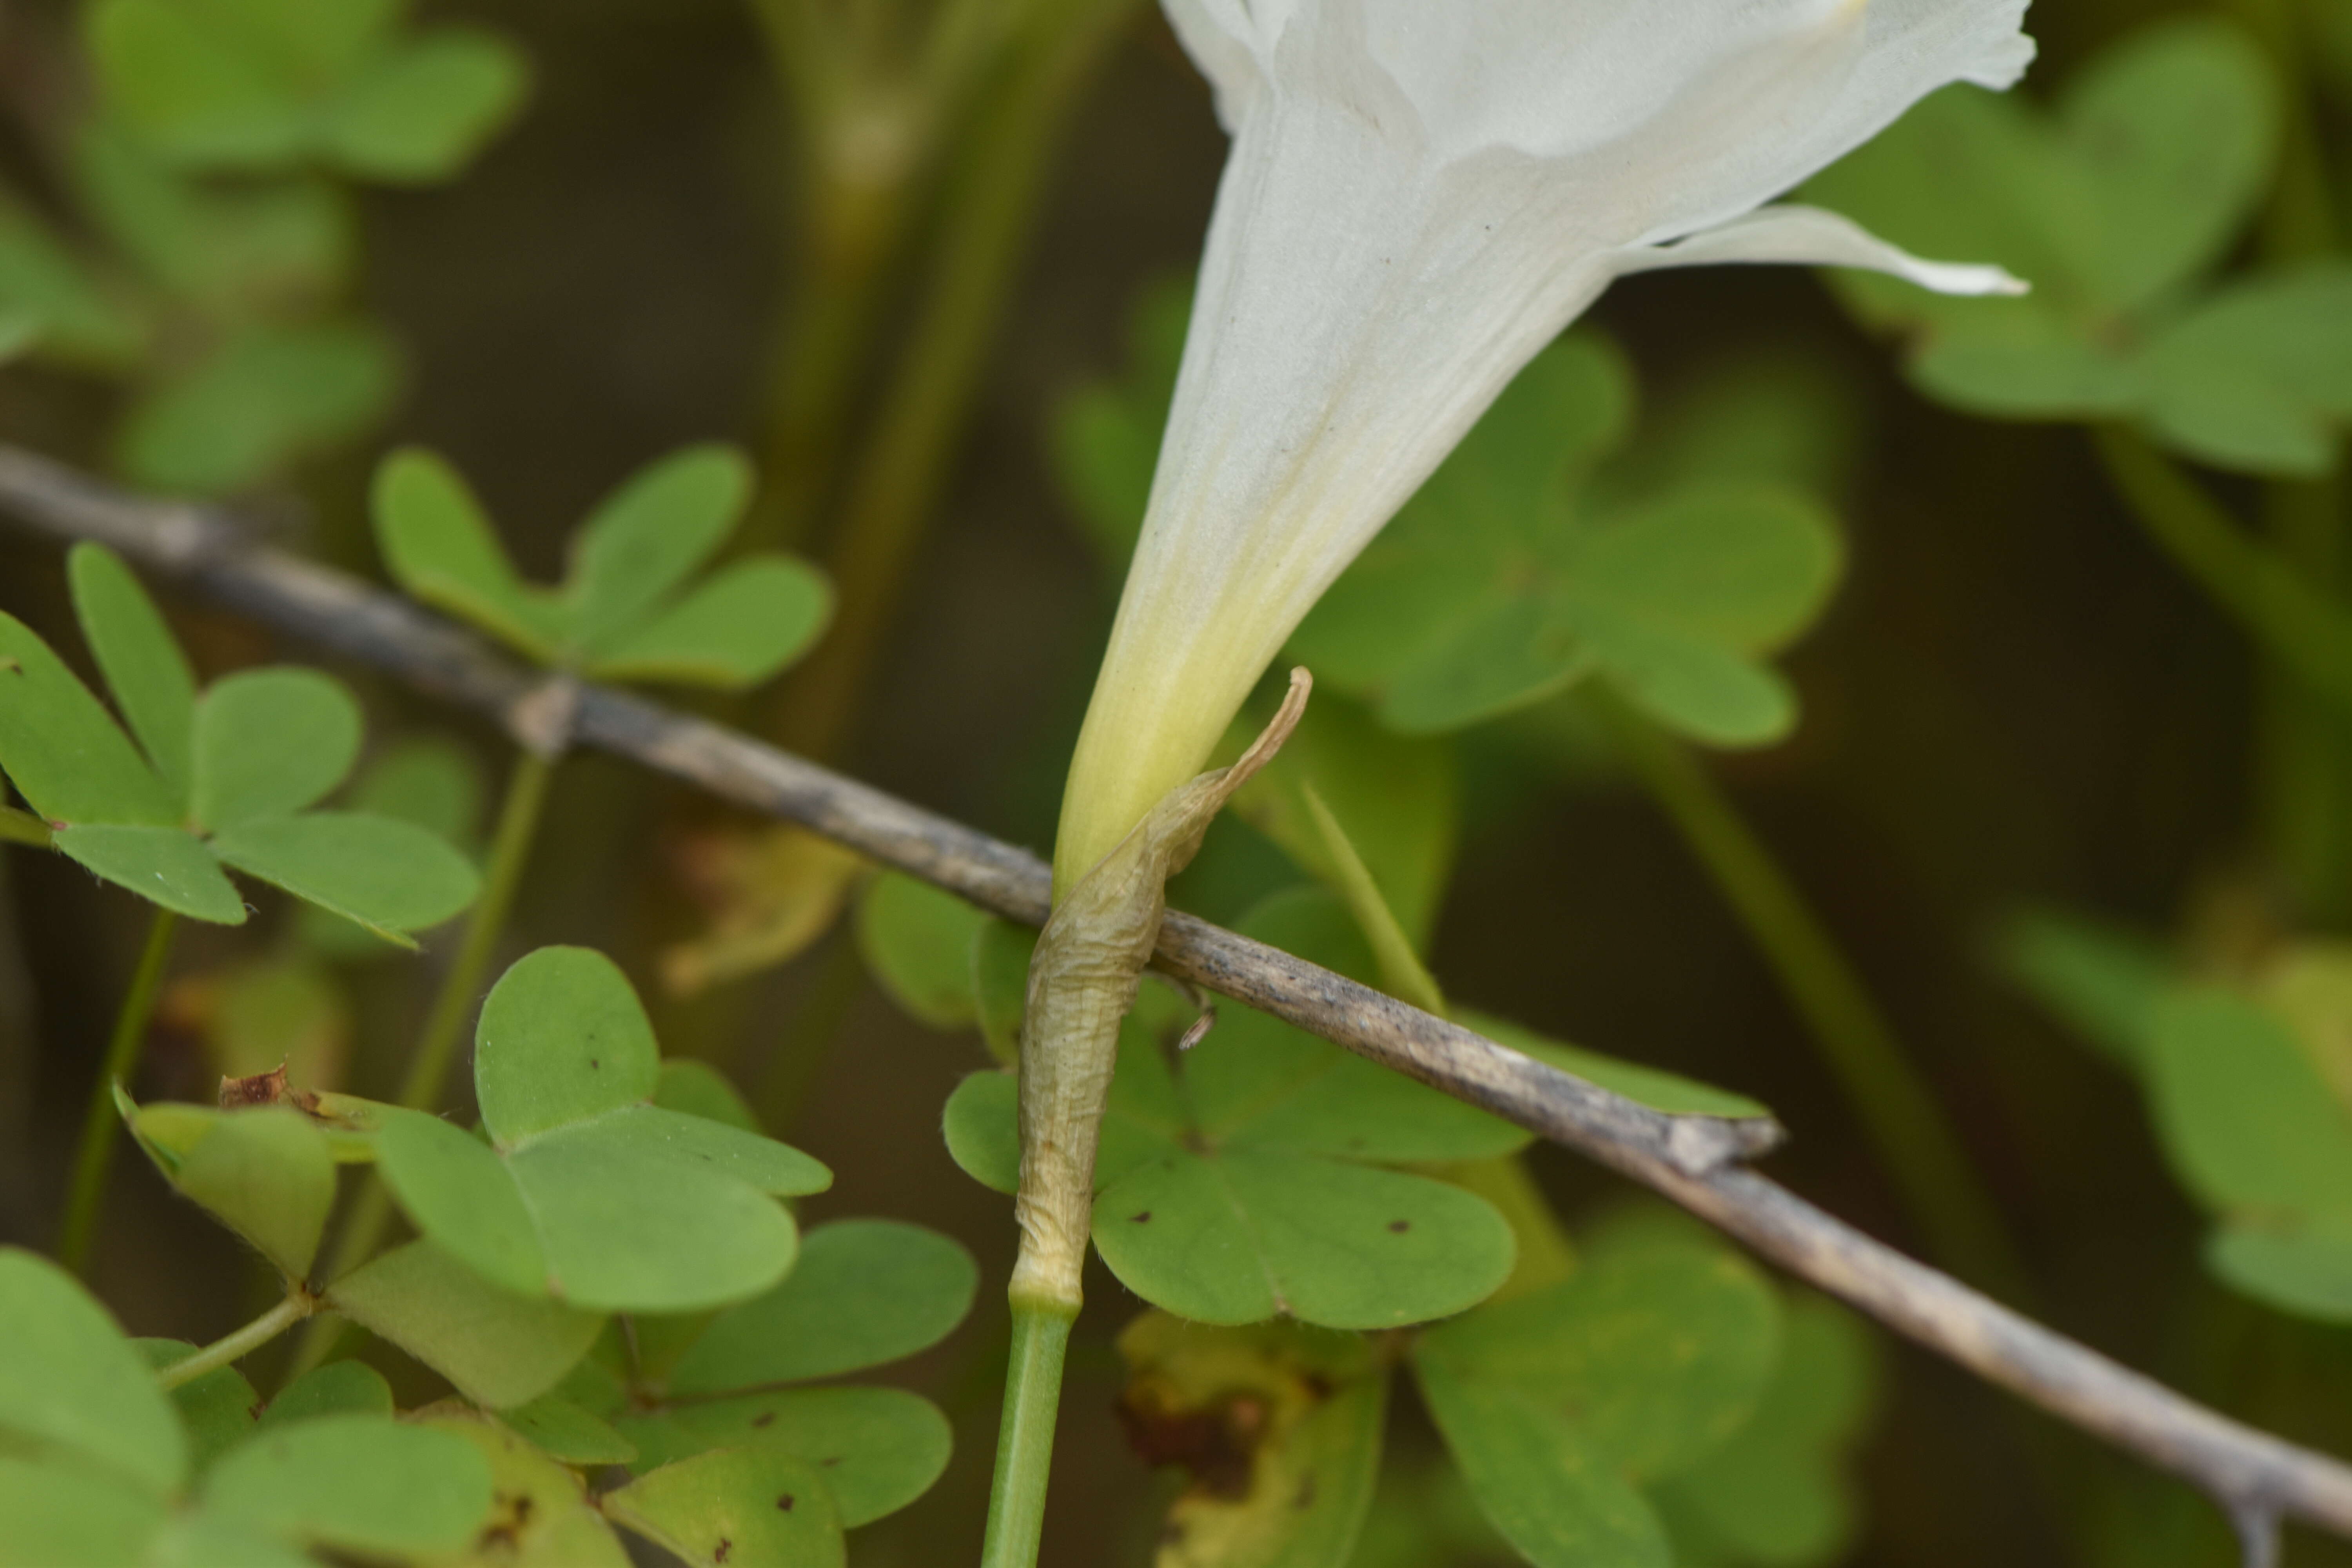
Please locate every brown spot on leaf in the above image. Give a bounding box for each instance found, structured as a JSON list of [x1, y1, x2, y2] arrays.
[[218, 1064, 290, 1109], [715, 1539, 732, 1563], [776, 1494, 795, 1512], [1294, 1472, 1317, 1510], [1118, 1386, 1265, 1500], [1387, 1220, 1410, 1233], [1130, 1210, 1152, 1223], [588, 1058, 600, 1069], [750, 1411, 776, 1428]]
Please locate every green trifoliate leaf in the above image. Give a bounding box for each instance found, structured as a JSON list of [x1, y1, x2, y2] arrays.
[[67, 543, 196, 804], [1413, 1233, 1781, 1567], [372, 948, 829, 1313], [199, 1414, 494, 1557], [116, 319, 397, 496], [1806, 19, 2352, 477], [0, 1249, 186, 1494], [666, 1219, 978, 1394], [602, 1448, 846, 1568], [325, 1239, 606, 1410], [616, 1387, 951, 1530], [71, 121, 351, 317], [1119, 1313, 1386, 1568], [858, 870, 987, 1030], [372, 445, 832, 690]]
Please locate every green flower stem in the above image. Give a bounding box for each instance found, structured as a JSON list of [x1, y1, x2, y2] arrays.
[[1593, 692, 2032, 1300], [2095, 426, 2352, 724], [57, 907, 179, 1276], [768, 0, 1140, 761], [982, 1299, 1075, 1568], [290, 746, 555, 1377], [0, 806, 51, 848], [156, 1290, 314, 1391]]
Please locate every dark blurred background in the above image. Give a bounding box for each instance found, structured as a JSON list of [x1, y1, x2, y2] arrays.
[[3, 0, 2347, 1563]]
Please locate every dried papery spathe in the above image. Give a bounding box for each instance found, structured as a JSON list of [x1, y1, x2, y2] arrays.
[[1054, 0, 2034, 887]]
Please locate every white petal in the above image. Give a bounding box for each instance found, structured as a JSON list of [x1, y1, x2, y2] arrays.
[[1613, 203, 2028, 296]]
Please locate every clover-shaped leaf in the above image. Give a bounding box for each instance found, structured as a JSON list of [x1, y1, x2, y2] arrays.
[[116, 319, 399, 495], [1806, 18, 2352, 477], [1293, 336, 1842, 745], [374, 446, 833, 690], [371, 947, 831, 1313], [946, 892, 1519, 1330], [0, 544, 479, 940], [88, 0, 528, 185], [0, 1249, 495, 1562], [1411, 1229, 1781, 1568], [548, 1218, 976, 1530]]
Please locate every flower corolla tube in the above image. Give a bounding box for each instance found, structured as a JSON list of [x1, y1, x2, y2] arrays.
[[1054, 0, 2034, 888]]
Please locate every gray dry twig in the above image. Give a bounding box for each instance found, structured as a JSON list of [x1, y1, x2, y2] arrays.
[[1, 443, 2346, 1552]]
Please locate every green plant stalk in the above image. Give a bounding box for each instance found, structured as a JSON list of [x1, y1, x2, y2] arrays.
[[1593, 692, 2032, 1299], [981, 1300, 1076, 1568], [156, 1291, 313, 1390], [0, 806, 52, 848], [2095, 427, 2352, 724], [769, 0, 1142, 761], [289, 746, 554, 1376], [57, 907, 179, 1275]]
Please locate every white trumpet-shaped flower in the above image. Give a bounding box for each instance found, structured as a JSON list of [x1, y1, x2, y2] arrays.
[[1054, 0, 2033, 887]]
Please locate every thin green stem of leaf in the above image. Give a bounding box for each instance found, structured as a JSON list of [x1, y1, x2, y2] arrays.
[[290, 746, 555, 1377], [57, 906, 179, 1276], [2095, 426, 2352, 726], [156, 1290, 314, 1390], [1593, 690, 2034, 1301], [981, 1299, 1075, 1568], [1300, 782, 1446, 1016], [0, 806, 51, 848]]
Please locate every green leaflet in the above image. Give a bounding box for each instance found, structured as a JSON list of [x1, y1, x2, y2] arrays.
[[1808, 17, 2352, 477], [327, 1239, 607, 1410], [0, 545, 480, 939], [372, 445, 832, 690], [371, 948, 830, 1313], [0, 1250, 188, 1494], [87, 0, 527, 183], [601, 1448, 846, 1568], [1412, 1230, 1782, 1568], [122, 1101, 335, 1276], [858, 870, 989, 1030]]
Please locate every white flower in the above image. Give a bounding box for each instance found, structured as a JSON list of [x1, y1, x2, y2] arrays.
[[1054, 0, 2033, 887]]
